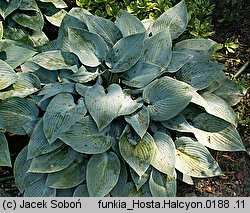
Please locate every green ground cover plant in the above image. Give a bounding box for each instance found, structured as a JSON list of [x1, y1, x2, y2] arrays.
[[0, 0, 247, 197]]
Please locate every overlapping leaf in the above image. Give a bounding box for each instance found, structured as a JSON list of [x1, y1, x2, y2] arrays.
[[151, 0, 188, 39], [85, 84, 123, 131], [81, 13, 122, 46], [122, 62, 161, 88], [29, 145, 78, 173], [14, 146, 43, 193], [0, 59, 17, 90], [0, 132, 11, 167], [86, 152, 121, 197], [46, 157, 87, 189], [27, 119, 64, 159], [119, 125, 155, 176], [149, 168, 176, 197], [151, 132, 176, 176], [43, 93, 87, 143], [0, 72, 41, 100], [115, 9, 145, 37], [177, 61, 225, 90], [59, 116, 112, 154], [30, 50, 79, 71], [68, 28, 108, 67], [165, 51, 192, 73], [0, 97, 39, 135], [143, 29, 172, 69], [0, 42, 37, 68], [0, 0, 22, 19], [105, 32, 145, 73], [24, 175, 56, 197], [125, 106, 150, 138], [175, 137, 223, 177], [143, 76, 193, 121]]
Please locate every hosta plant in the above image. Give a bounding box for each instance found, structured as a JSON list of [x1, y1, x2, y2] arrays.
[[0, 0, 247, 197]]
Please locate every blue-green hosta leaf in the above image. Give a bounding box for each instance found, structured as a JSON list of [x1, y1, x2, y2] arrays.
[[75, 83, 91, 97], [0, 133, 11, 167], [68, 28, 108, 67], [106, 33, 145, 73], [37, 82, 76, 103], [12, 10, 44, 32], [43, 93, 87, 143], [151, 0, 188, 39], [29, 145, 78, 173], [60, 66, 102, 84], [45, 8, 67, 27], [56, 188, 75, 197], [39, 0, 68, 8], [85, 84, 123, 131], [175, 137, 222, 178], [14, 146, 43, 193], [29, 31, 49, 47], [0, 118, 3, 129], [177, 61, 225, 90], [27, 119, 64, 159], [82, 13, 122, 47], [55, 12, 88, 51], [122, 62, 161, 88], [21, 61, 58, 84], [161, 114, 193, 133], [149, 168, 176, 197], [173, 38, 217, 61], [165, 51, 192, 73], [122, 182, 151, 197], [177, 172, 194, 185], [110, 160, 128, 197], [151, 132, 176, 176], [125, 106, 149, 138], [0, 0, 22, 19], [118, 89, 143, 116], [3, 19, 30, 43], [0, 72, 41, 100], [143, 76, 193, 121], [0, 97, 39, 135], [203, 69, 226, 93], [193, 113, 231, 132], [19, 0, 39, 11], [143, 29, 172, 69], [30, 50, 79, 71], [191, 92, 237, 125], [73, 184, 89, 197], [115, 9, 145, 37], [142, 19, 154, 34], [59, 116, 112, 154], [24, 175, 56, 197], [86, 152, 121, 197], [214, 78, 248, 106], [46, 157, 87, 189], [0, 59, 17, 90], [0, 43, 37, 69], [130, 167, 151, 190], [119, 125, 155, 176], [192, 113, 245, 151], [0, 21, 3, 40]]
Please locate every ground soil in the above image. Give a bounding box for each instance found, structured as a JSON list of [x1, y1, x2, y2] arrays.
[[0, 0, 249, 197]]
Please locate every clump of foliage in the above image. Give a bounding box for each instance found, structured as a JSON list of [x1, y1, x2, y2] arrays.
[[76, 0, 215, 38], [0, 0, 247, 197], [0, 0, 68, 46]]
